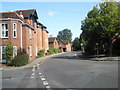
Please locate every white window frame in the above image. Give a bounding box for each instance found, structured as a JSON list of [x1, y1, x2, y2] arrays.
[[29, 28, 32, 39], [0, 23, 9, 38], [13, 23, 17, 38], [1, 46, 6, 61], [0, 46, 2, 62], [13, 46, 17, 57], [29, 46, 32, 56]]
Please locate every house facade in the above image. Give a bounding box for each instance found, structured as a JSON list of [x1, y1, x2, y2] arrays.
[[58, 40, 71, 52], [0, 9, 49, 62], [48, 37, 59, 49]]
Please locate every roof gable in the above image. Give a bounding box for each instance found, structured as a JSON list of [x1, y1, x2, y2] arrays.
[[58, 40, 69, 45], [49, 37, 57, 43], [0, 11, 23, 21], [16, 9, 38, 19]]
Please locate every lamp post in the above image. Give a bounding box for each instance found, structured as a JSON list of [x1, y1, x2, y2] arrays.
[[81, 43, 84, 53]]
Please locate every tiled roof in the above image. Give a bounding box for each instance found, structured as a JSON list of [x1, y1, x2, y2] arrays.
[[58, 40, 69, 45], [16, 9, 38, 19], [0, 12, 22, 20], [48, 37, 57, 43]]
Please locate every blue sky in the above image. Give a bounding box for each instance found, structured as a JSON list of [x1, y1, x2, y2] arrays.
[[1, 2, 100, 40]]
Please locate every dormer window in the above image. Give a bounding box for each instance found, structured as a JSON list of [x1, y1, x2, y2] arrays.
[[43, 27, 46, 31], [37, 24, 42, 29]]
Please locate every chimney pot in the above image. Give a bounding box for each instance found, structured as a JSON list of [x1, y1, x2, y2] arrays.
[[20, 11, 23, 18]]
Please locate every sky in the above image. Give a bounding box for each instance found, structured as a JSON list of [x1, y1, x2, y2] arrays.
[[1, 2, 102, 40]]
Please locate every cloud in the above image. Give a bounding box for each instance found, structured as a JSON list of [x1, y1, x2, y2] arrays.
[[48, 11, 58, 16]]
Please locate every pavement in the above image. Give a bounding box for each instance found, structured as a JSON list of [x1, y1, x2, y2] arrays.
[[91, 56, 120, 61], [1, 52, 65, 71], [76, 52, 120, 61]]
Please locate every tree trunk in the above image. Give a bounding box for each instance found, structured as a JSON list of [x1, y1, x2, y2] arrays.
[[108, 33, 113, 57], [109, 40, 113, 57]]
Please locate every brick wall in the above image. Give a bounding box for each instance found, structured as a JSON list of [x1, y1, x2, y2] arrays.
[[42, 30, 49, 52], [0, 20, 22, 49]]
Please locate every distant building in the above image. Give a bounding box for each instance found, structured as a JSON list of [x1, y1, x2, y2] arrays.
[[58, 40, 71, 52], [0, 9, 49, 62], [48, 37, 59, 49]]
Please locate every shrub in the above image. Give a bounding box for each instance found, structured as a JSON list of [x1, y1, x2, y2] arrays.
[[5, 44, 13, 64], [9, 50, 29, 67], [47, 49, 54, 55], [37, 50, 45, 58], [47, 48, 62, 55]]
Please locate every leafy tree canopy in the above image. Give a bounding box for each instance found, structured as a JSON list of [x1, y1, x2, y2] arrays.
[[57, 29, 72, 43], [80, 0, 120, 55], [72, 37, 81, 51]]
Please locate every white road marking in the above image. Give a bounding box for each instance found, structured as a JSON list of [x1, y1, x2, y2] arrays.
[[32, 68, 35, 72], [41, 77, 46, 81], [43, 81, 49, 85], [30, 76, 35, 79], [39, 73, 41, 75], [32, 73, 35, 76], [46, 86, 50, 88], [40, 75, 44, 78]]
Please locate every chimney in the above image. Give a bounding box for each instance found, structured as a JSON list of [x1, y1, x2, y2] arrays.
[[20, 11, 23, 18]]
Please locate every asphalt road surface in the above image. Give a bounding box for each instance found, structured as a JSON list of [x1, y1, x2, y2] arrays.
[[2, 51, 119, 89]]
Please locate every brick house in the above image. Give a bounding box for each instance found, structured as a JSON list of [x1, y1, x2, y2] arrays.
[[48, 37, 59, 48], [0, 9, 49, 62], [58, 40, 71, 52]]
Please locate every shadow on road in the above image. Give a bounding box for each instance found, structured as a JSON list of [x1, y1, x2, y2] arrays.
[[51, 52, 92, 61]]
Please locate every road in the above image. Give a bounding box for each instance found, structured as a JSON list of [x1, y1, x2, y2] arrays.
[[2, 51, 119, 88]]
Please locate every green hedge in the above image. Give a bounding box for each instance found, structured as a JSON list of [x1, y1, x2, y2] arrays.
[[47, 48, 62, 55], [36, 49, 45, 58], [9, 51, 29, 67]]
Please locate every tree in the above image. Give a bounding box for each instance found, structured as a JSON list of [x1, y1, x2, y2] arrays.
[[72, 37, 81, 51], [57, 29, 72, 43], [81, 0, 120, 56], [5, 44, 13, 64]]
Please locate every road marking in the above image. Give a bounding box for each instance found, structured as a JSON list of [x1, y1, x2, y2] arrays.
[[32, 68, 35, 72], [43, 81, 48, 85], [41, 77, 46, 81], [32, 73, 35, 76], [30, 76, 35, 79], [39, 73, 41, 75], [46, 86, 50, 88], [40, 75, 44, 78]]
